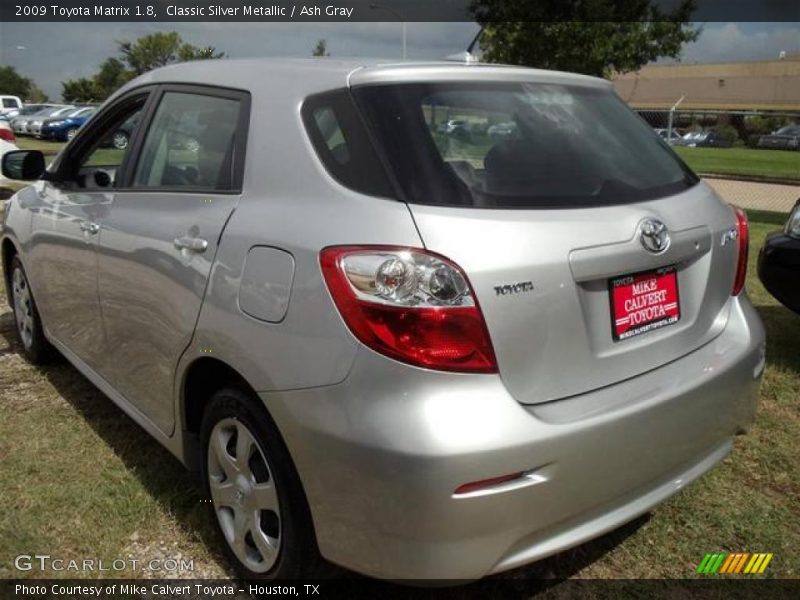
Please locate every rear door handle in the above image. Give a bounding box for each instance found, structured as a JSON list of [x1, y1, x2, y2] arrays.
[[174, 235, 209, 253], [80, 222, 100, 234]]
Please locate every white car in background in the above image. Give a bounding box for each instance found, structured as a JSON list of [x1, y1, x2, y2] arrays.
[[0, 120, 19, 186]]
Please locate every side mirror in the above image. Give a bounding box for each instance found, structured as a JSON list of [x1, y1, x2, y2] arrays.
[[1, 150, 46, 181]]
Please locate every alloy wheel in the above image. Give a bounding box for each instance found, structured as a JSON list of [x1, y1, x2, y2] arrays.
[[112, 131, 128, 150], [11, 267, 34, 349], [207, 418, 281, 573]]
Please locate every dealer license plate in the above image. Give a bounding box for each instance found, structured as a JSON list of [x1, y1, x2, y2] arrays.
[[610, 266, 680, 341]]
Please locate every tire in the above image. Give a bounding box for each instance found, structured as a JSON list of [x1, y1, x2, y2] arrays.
[[201, 387, 320, 579], [9, 256, 54, 364], [65, 127, 79, 142], [112, 130, 129, 150]]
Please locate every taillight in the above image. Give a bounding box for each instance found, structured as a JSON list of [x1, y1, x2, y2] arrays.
[[732, 205, 749, 296], [0, 128, 15, 142], [320, 246, 497, 373]]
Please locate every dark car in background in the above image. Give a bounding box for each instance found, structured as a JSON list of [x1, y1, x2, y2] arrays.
[[689, 131, 732, 148], [758, 125, 800, 151], [40, 107, 97, 141], [758, 200, 800, 315]]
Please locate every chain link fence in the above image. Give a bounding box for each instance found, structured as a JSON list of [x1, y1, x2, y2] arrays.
[[636, 109, 799, 214]]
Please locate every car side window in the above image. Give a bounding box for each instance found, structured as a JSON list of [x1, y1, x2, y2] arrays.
[[75, 101, 146, 189], [132, 92, 241, 190]]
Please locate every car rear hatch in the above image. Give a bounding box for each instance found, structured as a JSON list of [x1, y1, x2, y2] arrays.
[[351, 69, 743, 404]]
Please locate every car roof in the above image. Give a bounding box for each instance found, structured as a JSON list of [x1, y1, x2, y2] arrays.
[[113, 57, 611, 102]]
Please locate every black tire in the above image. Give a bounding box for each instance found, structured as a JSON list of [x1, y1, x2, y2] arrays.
[[65, 127, 79, 142], [200, 386, 321, 579], [8, 256, 54, 364]]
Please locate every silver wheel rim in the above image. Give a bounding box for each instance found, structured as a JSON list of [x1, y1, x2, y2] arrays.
[[11, 267, 34, 349], [208, 418, 281, 573], [113, 132, 128, 149], [66, 128, 77, 141]]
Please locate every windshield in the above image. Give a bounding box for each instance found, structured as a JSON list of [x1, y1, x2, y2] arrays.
[[353, 82, 698, 208]]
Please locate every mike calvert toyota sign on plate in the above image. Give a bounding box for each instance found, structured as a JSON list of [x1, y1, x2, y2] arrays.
[[610, 265, 681, 341]]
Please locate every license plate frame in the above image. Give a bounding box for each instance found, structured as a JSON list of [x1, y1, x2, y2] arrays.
[[609, 265, 680, 341]]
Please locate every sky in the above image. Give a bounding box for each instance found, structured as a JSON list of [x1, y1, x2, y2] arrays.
[[0, 21, 798, 100]]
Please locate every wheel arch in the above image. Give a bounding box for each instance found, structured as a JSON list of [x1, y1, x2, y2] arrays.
[[180, 356, 262, 471], [1, 236, 20, 305]]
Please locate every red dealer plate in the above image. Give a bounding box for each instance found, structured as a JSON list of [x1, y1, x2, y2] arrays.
[[609, 266, 680, 341]]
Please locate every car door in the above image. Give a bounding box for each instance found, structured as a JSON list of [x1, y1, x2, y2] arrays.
[[25, 92, 151, 368], [95, 85, 249, 435]]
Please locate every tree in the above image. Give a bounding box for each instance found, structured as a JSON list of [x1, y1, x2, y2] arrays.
[[94, 57, 131, 99], [62, 78, 99, 103], [118, 32, 225, 76], [468, 0, 699, 78], [312, 39, 330, 57], [26, 83, 49, 103], [60, 32, 225, 102], [0, 66, 32, 99]]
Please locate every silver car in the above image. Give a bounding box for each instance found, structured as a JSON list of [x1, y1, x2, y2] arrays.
[[1, 59, 765, 581]]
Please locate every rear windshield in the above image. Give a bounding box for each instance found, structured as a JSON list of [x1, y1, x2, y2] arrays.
[[352, 82, 699, 208]]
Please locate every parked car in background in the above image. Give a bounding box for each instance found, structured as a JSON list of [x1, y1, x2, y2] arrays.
[[0, 119, 16, 143], [1, 58, 765, 582], [488, 121, 518, 139], [13, 105, 73, 135], [680, 131, 732, 148], [0, 127, 19, 185], [757, 125, 800, 151], [758, 199, 800, 315], [654, 128, 682, 145], [0, 95, 23, 117], [40, 107, 97, 141], [6, 103, 59, 126], [28, 106, 77, 137]]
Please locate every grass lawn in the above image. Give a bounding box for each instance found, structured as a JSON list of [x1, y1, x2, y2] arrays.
[[675, 147, 800, 181], [0, 213, 797, 584]]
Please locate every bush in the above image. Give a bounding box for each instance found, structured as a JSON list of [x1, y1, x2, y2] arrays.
[[712, 124, 739, 145]]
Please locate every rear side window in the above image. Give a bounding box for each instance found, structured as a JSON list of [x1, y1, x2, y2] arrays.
[[3, 98, 19, 108], [353, 83, 699, 208], [302, 89, 394, 198], [134, 91, 243, 190]]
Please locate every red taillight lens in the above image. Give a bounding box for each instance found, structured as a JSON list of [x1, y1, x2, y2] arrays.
[[732, 205, 749, 296], [0, 128, 15, 142], [320, 246, 497, 373]]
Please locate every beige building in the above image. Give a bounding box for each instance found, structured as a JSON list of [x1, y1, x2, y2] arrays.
[[613, 57, 800, 112]]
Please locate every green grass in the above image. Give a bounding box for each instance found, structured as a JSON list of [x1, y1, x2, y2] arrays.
[[14, 136, 65, 156], [0, 218, 798, 582], [674, 147, 800, 181]]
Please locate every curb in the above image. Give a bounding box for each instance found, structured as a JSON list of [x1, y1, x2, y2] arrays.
[[700, 172, 800, 186]]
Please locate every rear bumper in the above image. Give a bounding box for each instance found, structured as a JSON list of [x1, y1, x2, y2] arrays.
[[261, 296, 765, 580]]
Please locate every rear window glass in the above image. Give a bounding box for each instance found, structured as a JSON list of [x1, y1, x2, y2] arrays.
[[3, 98, 20, 108], [353, 83, 699, 208], [302, 89, 394, 198]]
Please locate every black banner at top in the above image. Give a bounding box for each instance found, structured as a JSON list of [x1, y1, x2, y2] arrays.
[[1, 0, 799, 22]]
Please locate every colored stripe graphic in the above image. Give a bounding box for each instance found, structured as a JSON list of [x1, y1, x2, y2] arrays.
[[706, 552, 774, 574]]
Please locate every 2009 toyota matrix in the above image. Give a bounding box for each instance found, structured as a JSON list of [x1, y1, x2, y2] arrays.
[[1, 58, 765, 580]]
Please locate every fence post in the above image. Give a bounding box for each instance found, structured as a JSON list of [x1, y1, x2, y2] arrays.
[[668, 95, 685, 142]]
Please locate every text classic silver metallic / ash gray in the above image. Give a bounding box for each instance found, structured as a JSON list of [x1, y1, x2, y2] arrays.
[[1, 58, 765, 581]]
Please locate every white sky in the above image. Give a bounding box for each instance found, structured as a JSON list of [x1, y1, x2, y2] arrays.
[[0, 22, 798, 100]]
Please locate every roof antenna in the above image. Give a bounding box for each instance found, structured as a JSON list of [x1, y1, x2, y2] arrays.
[[446, 24, 484, 63]]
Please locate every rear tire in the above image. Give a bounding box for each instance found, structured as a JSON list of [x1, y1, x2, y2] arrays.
[[200, 386, 321, 579], [9, 256, 54, 364], [65, 127, 78, 142]]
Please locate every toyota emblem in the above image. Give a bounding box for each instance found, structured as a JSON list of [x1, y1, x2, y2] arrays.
[[639, 219, 670, 254]]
